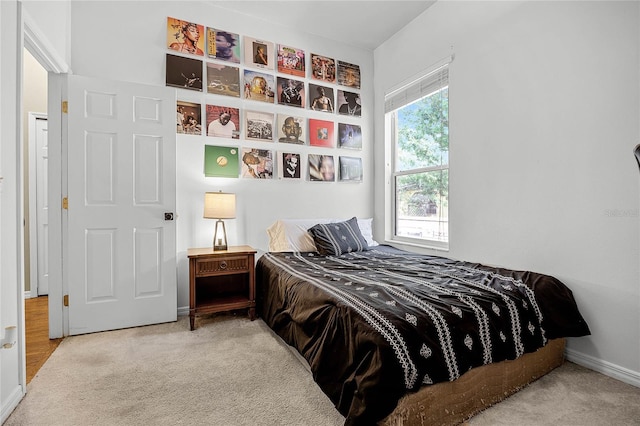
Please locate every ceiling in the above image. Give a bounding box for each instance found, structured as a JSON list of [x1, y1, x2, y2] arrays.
[[208, 1, 436, 51]]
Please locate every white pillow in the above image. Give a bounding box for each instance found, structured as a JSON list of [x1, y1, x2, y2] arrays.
[[354, 217, 379, 247], [267, 218, 378, 252]]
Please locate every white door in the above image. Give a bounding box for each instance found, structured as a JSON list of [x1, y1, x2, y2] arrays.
[[30, 114, 49, 295], [66, 75, 177, 335]]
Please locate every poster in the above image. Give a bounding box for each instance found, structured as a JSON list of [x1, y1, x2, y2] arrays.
[[166, 54, 203, 92], [279, 152, 302, 179], [339, 156, 363, 182], [276, 114, 305, 144], [167, 17, 205, 56], [241, 148, 274, 179], [308, 119, 334, 148], [338, 123, 362, 149], [277, 77, 305, 108], [206, 28, 240, 63], [308, 83, 334, 113], [206, 63, 240, 98], [310, 53, 336, 82], [206, 105, 240, 139], [243, 70, 275, 103], [246, 111, 274, 142], [277, 45, 305, 77], [337, 90, 362, 117], [176, 101, 202, 135], [244, 36, 275, 70], [337, 60, 361, 89], [204, 145, 239, 178], [308, 154, 335, 182]]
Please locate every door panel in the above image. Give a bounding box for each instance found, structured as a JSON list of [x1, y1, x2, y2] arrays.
[[35, 117, 49, 295], [67, 75, 176, 335]]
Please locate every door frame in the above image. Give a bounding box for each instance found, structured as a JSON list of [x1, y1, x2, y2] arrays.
[[23, 8, 69, 338], [27, 111, 47, 299]]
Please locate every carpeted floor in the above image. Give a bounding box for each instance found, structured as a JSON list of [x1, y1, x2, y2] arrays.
[[6, 315, 640, 425]]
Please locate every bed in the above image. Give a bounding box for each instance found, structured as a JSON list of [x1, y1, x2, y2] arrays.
[[256, 218, 590, 425]]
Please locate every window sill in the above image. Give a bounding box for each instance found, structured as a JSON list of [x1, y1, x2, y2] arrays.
[[384, 238, 449, 253]]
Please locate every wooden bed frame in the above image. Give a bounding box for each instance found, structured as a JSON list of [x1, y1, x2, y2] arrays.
[[380, 338, 566, 425]]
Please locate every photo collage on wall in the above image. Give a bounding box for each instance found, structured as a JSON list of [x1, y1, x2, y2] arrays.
[[166, 16, 363, 182]]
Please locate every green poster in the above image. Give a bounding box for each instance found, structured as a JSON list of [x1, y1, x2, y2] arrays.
[[204, 145, 239, 178]]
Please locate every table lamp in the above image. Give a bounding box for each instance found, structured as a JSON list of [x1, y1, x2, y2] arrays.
[[203, 191, 236, 251]]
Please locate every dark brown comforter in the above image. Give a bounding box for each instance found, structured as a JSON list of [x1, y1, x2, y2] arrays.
[[256, 246, 590, 425]]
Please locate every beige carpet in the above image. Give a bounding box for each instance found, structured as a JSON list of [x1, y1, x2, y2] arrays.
[[6, 315, 640, 425]]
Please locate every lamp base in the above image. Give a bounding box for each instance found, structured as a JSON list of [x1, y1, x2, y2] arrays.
[[213, 219, 228, 251]]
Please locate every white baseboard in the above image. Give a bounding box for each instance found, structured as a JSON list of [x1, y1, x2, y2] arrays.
[[177, 306, 189, 317], [565, 348, 640, 388], [1, 385, 25, 423], [23, 290, 34, 299]]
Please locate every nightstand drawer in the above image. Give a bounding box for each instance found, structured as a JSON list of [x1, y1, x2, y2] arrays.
[[195, 255, 249, 275]]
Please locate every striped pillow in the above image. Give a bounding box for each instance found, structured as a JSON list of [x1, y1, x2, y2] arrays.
[[308, 217, 369, 256]]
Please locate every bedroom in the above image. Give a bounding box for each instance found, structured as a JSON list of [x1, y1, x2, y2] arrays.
[[1, 0, 638, 423]]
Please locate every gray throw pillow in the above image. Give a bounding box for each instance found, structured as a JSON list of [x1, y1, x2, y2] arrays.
[[308, 217, 369, 256]]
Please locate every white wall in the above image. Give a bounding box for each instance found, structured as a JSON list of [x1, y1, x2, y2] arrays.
[[1, 0, 26, 421], [374, 1, 640, 384], [67, 1, 375, 311], [21, 0, 70, 67]]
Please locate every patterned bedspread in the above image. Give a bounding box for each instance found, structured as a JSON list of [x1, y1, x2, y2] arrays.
[[256, 246, 590, 425]]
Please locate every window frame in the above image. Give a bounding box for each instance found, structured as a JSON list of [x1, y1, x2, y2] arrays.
[[384, 58, 452, 250]]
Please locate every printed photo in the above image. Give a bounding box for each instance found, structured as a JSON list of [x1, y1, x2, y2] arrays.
[[204, 145, 239, 178], [206, 28, 240, 63], [337, 60, 361, 89], [277, 114, 306, 145], [277, 45, 305, 77], [206, 105, 240, 139], [243, 70, 275, 104], [167, 17, 205, 56], [246, 110, 274, 142], [337, 90, 362, 117], [176, 101, 202, 135], [338, 123, 362, 150], [206, 63, 240, 98], [308, 119, 334, 148], [244, 36, 275, 70], [280, 152, 302, 179], [308, 154, 335, 182], [339, 156, 363, 182], [166, 54, 203, 92], [241, 148, 274, 179], [277, 77, 305, 108], [310, 53, 336, 83], [309, 83, 335, 113]]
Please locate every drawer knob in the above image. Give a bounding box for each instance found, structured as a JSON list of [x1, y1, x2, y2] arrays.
[[219, 261, 227, 270]]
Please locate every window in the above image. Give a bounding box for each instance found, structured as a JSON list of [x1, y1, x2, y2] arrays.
[[385, 60, 450, 248]]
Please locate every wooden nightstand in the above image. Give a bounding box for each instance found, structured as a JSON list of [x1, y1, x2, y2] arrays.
[[187, 245, 257, 330]]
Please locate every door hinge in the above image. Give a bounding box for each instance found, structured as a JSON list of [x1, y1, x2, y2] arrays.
[[62, 197, 68, 209], [62, 101, 68, 113], [63, 295, 69, 307]]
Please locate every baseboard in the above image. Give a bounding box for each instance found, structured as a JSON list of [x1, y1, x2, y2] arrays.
[[1, 384, 25, 423], [177, 306, 189, 317], [23, 290, 33, 299], [565, 348, 640, 388]]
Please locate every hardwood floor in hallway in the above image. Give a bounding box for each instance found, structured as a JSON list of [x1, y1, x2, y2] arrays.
[[25, 296, 63, 383]]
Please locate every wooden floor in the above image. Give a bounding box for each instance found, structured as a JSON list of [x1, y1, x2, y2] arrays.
[[25, 296, 63, 384]]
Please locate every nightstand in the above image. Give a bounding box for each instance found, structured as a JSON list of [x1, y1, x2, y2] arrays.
[[187, 245, 257, 330]]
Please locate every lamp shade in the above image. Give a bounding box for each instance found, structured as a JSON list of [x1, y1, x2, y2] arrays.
[[203, 192, 236, 219]]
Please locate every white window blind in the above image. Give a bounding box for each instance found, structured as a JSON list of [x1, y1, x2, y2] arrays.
[[384, 57, 452, 113]]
